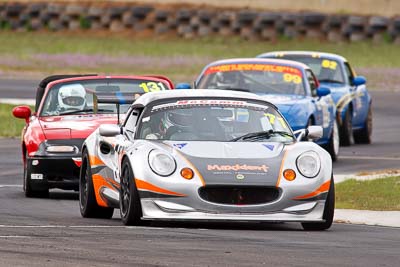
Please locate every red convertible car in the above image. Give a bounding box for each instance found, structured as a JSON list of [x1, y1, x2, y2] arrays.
[[12, 75, 174, 197]]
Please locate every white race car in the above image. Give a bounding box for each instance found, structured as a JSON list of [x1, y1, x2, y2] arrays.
[[79, 89, 334, 230]]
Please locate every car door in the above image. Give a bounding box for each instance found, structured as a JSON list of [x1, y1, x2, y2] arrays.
[[343, 62, 366, 126], [306, 70, 332, 139]]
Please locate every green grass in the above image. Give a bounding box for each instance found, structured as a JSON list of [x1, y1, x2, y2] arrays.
[[336, 176, 400, 211], [0, 32, 400, 81], [0, 104, 32, 137]]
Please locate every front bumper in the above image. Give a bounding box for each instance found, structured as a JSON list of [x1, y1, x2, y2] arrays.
[[27, 156, 81, 190], [140, 199, 326, 222]]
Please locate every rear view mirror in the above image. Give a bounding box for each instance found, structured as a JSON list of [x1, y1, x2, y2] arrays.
[[175, 83, 192, 89], [99, 124, 121, 137], [12, 106, 32, 123], [352, 76, 366, 86], [316, 86, 331, 97]]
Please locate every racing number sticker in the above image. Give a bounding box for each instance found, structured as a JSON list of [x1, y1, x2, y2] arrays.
[[139, 82, 167, 93], [283, 73, 302, 84], [265, 113, 288, 129], [321, 59, 337, 70]]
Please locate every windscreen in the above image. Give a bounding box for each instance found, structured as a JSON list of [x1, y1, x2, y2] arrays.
[[136, 98, 294, 142], [40, 79, 170, 116], [273, 56, 344, 84], [197, 63, 306, 96]]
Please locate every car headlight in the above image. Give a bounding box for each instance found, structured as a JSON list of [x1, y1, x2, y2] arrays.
[[296, 151, 321, 178], [148, 150, 176, 176]]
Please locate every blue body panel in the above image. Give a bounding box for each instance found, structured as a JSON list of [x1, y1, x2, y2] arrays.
[[257, 51, 372, 132], [194, 58, 337, 146]]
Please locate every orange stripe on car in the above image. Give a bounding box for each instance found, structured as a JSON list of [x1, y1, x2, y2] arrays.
[[135, 179, 186, 197], [293, 180, 331, 200], [90, 155, 104, 166], [92, 173, 113, 207], [171, 147, 205, 186], [276, 146, 292, 187]]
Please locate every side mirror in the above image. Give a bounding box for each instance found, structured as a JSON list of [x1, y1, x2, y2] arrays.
[[99, 124, 121, 137], [175, 83, 192, 89], [352, 76, 366, 86], [316, 86, 331, 97], [12, 106, 31, 123], [307, 125, 323, 140]]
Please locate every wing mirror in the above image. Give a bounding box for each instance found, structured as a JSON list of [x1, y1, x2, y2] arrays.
[[316, 86, 331, 97], [99, 124, 122, 137], [352, 76, 366, 86], [175, 83, 192, 89], [12, 106, 32, 123], [307, 125, 323, 139], [295, 125, 323, 141]]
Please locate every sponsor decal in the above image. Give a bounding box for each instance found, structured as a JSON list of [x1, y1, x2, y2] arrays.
[[173, 143, 187, 149], [207, 164, 269, 173], [262, 144, 275, 151], [204, 64, 302, 76], [236, 173, 245, 180], [176, 99, 246, 106]]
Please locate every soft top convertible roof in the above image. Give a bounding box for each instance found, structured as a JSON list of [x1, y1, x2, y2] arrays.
[[34, 74, 97, 112]]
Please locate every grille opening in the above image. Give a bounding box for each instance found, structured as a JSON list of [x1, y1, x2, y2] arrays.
[[199, 186, 280, 205]]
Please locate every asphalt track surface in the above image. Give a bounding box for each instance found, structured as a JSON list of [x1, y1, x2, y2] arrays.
[[0, 79, 399, 266]]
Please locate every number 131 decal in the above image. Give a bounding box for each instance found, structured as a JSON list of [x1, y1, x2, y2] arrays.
[[139, 82, 167, 92]]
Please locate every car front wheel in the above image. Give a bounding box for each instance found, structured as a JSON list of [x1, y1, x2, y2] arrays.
[[324, 120, 340, 161], [339, 107, 353, 146], [302, 176, 335, 231], [120, 158, 148, 226], [24, 152, 49, 198], [354, 105, 372, 144], [79, 150, 114, 219]]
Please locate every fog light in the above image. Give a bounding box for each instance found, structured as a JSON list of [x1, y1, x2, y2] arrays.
[[180, 168, 194, 180], [283, 169, 296, 181]]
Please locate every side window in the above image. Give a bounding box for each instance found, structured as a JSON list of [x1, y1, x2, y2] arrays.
[[343, 62, 355, 85], [306, 70, 318, 96], [124, 109, 139, 134]]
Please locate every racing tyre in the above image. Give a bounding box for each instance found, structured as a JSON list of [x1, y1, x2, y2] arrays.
[[324, 120, 340, 161], [79, 150, 114, 219], [302, 176, 335, 231], [120, 158, 147, 226], [339, 107, 353, 146], [354, 105, 372, 144], [23, 152, 49, 198]]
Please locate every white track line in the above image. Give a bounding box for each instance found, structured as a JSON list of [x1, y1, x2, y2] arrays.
[[339, 155, 400, 161]]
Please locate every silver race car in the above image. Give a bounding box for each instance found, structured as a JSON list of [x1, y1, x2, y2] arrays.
[[79, 90, 334, 230]]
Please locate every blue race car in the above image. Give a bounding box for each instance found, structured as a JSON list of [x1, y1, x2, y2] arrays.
[[257, 51, 372, 146], [194, 58, 339, 160]]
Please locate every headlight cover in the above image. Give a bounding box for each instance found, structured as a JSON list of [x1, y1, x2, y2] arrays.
[[148, 150, 176, 176], [296, 151, 321, 178]]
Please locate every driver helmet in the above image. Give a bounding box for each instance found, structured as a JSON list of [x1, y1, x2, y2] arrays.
[[160, 109, 193, 134], [57, 84, 86, 111], [216, 71, 242, 88]]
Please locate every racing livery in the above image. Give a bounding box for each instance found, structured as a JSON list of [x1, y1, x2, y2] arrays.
[[257, 51, 372, 146], [12, 75, 174, 197], [80, 90, 334, 231], [194, 58, 339, 160]]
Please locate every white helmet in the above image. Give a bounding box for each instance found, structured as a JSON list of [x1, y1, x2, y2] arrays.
[[57, 84, 86, 111]]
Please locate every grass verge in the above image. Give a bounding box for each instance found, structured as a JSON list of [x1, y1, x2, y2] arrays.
[[0, 32, 400, 82], [336, 176, 400, 211], [0, 104, 30, 138]]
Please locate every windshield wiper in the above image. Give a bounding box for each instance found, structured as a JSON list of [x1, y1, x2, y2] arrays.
[[230, 130, 293, 142], [318, 79, 343, 84], [59, 108, 114, 115]]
